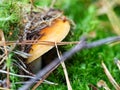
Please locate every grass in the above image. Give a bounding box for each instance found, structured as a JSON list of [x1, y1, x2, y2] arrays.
[[0, 0, 120, 90]]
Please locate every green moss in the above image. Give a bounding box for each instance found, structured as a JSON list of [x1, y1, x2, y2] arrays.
[[37, 0, 120, 89], [0, 0, 21, 40], [0, 0, 120, 89]]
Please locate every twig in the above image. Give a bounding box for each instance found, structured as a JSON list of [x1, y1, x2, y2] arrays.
[[86, 36, 120, 48], [102, 61, 120, 90], [18, 36, 120, 90]]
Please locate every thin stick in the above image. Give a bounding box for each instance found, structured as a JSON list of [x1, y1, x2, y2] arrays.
[[55, 42, 72, 90], [102, 61, 120, 90], [19, 36, 120, 90]]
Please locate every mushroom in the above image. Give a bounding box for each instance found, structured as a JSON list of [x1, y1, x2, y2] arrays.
[[27, 18, 70, 73]]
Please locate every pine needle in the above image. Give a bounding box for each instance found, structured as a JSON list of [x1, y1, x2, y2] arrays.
[[102, 61, 120, 90]]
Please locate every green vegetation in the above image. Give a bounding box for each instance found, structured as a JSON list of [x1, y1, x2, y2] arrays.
[[0, 0, 120, 90]]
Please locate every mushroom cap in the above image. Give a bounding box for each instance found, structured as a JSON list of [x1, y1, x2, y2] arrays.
[[27, 19, 70, 63]]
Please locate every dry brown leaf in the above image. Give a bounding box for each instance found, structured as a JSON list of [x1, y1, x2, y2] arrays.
[[97, 80, 110, 90]]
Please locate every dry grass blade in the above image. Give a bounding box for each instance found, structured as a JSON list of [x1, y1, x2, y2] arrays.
[[116, 60, 120, 70], [0, 87, 10, 90], [96, 0, 120, 15], [13, 50, 31, 58], [0, 67, 57, 86], [102, 61, 120, 90], [98, 0, 120, 35], [0, 30, 10, 88], [13, 61, 34, 76], [55, 42, 72, 90], [15, 80, 58, 85], [97, 80, 110, 90], [114, 58, 120, 70], [115, 0, 120, 5], [0, 70, 36, 79], [0, 54, 6, 65], [0, 31, 6, 65], [50, 0, 57, 8]]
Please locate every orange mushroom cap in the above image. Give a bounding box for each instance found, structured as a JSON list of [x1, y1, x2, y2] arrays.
[[27, 19, 70, 63]]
